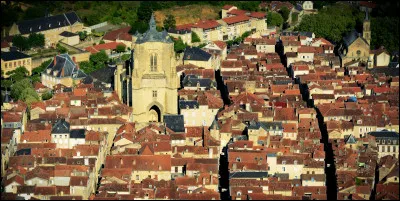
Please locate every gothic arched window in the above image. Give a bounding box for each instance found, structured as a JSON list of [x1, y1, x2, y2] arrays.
[[150, 53, 157, 72]]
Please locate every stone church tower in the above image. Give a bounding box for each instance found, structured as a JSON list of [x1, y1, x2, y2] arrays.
[[363, 10, 371, 45], [131, 13, 179, 122]]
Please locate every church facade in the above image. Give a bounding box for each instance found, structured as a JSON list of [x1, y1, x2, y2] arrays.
[[115, 14, 179, 122], [339, 11, 371, 66]]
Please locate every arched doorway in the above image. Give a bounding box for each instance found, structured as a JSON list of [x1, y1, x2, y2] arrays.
[[149, 105, 161, 122]]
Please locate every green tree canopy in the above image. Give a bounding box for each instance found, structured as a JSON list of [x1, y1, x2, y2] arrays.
[[79, 61, 95, 74], [116, 44, 126, 53], [12, 35, 30, 51], [174, 37, 186, 53], [19, 87, 40, 106], [191, 31, 201, 43], [129, 21, 149, 34], [6, 66, 30, 83], [370, 16, 399, 53], [11, 78, 33, 100], [78, 31, 88, 41], [163, 14, 176, 31], [279, 6, 290, 22], [41, 90, 53, 101], [267, 12, 284, 27], [32, 59, 52, 75], [294, 4, 364, 43], [28, 33, 45, 48]]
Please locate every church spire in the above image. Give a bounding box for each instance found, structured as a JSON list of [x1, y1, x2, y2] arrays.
[[149, 12, 156, 30]]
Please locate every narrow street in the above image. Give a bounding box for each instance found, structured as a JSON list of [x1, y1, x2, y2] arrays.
[[315, 107, 338, 200]]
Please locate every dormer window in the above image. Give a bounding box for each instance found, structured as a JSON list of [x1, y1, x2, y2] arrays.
[[39, 26, 41, 29], [49, 24, 51, 27], [282, 160, 286, 165], [236, 157, 241, 162]]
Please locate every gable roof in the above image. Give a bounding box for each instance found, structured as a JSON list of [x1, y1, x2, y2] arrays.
[[103, 26, 132, 41], [184, 47, 212, 61], [44, 54, 87, 79], [16, 12, 82, 35], [52, 119, 70, 134], [343, 29, 369, 47], [164, 115, 185, 133]]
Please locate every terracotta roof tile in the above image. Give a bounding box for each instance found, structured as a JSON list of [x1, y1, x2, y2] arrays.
[[222, 15, 251, 25]]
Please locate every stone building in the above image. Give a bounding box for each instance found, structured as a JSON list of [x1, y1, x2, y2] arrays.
[[115, 14, 179, 122], [339, 11, 371, 66], [9, 12, 83, 48]]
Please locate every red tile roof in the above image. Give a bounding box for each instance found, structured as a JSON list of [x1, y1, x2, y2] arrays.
[[85, 42, 126, 54], [102, 26, 132, 41], [250, 12, 266, 19], [223, 5, 235, 10], [227, 9, 248, 16], [213, 40, 227, 50], [192, 20, 220, 30], [175, 23, 194, 31], [222, 15, 251, 25]]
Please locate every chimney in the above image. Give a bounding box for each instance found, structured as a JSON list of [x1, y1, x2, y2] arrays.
[[210, 173, 213, 185], [53, 56, 57, 65], [72, 56, 76, 63]]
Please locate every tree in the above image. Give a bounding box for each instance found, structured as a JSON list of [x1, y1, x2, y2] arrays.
[[6, 66, 30, 83], [174, 37, 186, 53], [28, 33, 45, 48], [137, 1, 153, 22], [267, 12, 284, 27], [129, 20, 149, 34], [99, 40, 105, 44], [116, 44, 126, 53], [121, 54, 131, 61], [279, 6, 290, 22], [78, 31, 88, 41], [163, 14, 176, 31], [370, 17, 399, 53], [41, 90, 53, 100], [1, 80, 13, 90], [12, 35, 30, 51], [32, 59, 52, 75], [89, 50, 109, 71], [295, 4, 364, 43], [191, 31, 201, 43], [19, 88, 40, 106], [56, 43, 68, 53], [79, 61, 95, 74], [11, 78, 33, 100], [292, 12, 299, 23]]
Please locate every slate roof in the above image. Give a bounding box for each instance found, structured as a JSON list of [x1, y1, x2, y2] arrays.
[[44, 54, 87, 79], [229, 171, 269, 179], [182, 76, 215, 88], [136, 13, 173, 44], [59, 31, 78, 37], [184, 47, 212, 61], [52, 119, 70, 134], [259, 122, 283, 131], [343, 29, 369, 47], [1, 51, 31, 61], [368, 130, 399, 138], [70, 129, 86, 138], [89, 63, 116, 84], [179, 100, 199, 109], [370, 67, 399, 76], [164, 115, 185, 133], [16, 148, 31, 156], [16, 12, 81, 35]]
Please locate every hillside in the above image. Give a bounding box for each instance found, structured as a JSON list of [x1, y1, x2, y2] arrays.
[[154, 4, 221, 27]]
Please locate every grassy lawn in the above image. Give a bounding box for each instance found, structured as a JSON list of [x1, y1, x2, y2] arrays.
[[155, 4, 221, 26]]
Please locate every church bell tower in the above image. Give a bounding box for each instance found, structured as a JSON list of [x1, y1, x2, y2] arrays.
[[363, 10, 371, 45], [130, 13, 179, 123]]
